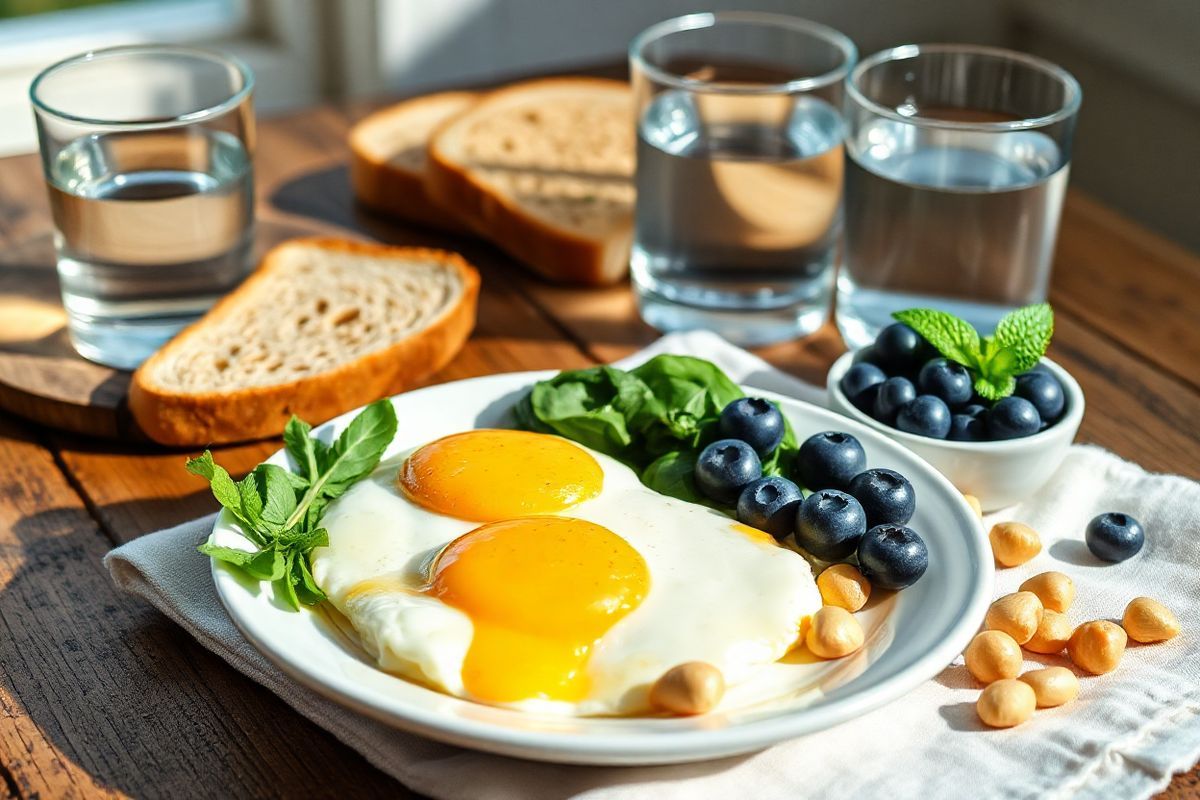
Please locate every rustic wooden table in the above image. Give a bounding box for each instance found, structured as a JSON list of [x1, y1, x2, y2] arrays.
[[0, 98, 1197, 799]]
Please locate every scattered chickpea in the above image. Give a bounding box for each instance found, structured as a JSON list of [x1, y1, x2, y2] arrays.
[[964, 630, 1022, 684], [817, 564, 872, 612], [963, 494, 983, 519], [806, 606, 865, 659], [1019, 571, 1075, 613], [1019, 667, 1079, 708], [988, 521, 1042, 567], [1068, 620, 1127, 675], [977, 679, 1037, 728], [1024, 609, 1074, 655], [1122, 597, 1180, 643], [985, 591, 1045, 645], [649, 662, 725, 715]]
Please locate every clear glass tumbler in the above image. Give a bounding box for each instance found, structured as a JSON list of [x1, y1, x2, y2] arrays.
[[30, 45, 256, 370], [629, 12, 856, 345], [838, 44, 1081, 348]]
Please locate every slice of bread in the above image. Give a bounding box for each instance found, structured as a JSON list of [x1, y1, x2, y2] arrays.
[[426, 77, 635, 286], [350, 91, 478, 232], [130, 238, 480, 446]]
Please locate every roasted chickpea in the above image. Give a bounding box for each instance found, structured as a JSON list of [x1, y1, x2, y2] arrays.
[[1068, 620, 1127, 675], [964, 630, 1022, 684], [1024, 609, 1073, 655], [977, 679, 1037, 728], [649, 662, 725, 715], [989, 521, 1042, 567], [963, 494, 983, 519], [985, 591, 1044, 645], [1019, 667, 1079, 708], [1019, 571, 1075, 613], [806, 606, 865, 659], [1122, 597, 1180, 643], [817, 564, 871, 612]]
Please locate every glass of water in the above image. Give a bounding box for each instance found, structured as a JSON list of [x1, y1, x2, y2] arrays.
[[838, 44, 1081, 348], [629, 13, 856, 345], [30, 45, 256, 370]]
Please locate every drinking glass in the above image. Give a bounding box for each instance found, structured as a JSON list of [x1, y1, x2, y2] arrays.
[[30, 45, 256, 370], [838, 44, 1081, 348], [629, 12, 856, 345]]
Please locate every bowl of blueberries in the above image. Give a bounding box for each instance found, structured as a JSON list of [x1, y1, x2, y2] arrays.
[[827, 305, 1083, 512]]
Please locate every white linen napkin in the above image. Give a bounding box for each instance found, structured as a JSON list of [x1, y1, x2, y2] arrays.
[[105, 331, 1200, 800]]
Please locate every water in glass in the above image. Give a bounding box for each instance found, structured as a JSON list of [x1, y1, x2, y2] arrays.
[[46, 128, 253, 367]]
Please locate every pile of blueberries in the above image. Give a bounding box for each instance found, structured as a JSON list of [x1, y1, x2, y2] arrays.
[[694, 397, 928, 591], [839, 323, 1067, 441]]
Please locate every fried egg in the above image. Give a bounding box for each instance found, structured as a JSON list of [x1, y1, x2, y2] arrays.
[[311, 429, 821, 715]]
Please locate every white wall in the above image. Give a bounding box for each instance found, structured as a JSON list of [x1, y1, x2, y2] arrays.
[[371, 0, 1009, 96]]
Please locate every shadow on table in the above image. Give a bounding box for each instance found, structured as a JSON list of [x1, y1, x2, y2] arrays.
[[1, 500, 403, 798], [3, 500, 758, 799]]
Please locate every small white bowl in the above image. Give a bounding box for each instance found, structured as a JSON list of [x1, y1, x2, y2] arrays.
[[827, 352, 1084, 512]]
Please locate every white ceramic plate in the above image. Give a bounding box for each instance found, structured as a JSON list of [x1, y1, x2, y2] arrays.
[[211, 371, 992, 765]]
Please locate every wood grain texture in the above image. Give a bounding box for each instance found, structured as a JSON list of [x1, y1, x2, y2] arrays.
[[0, 90, 1197, 800], [1051, 191, 1200, 392], [0, 417, 408, 800]]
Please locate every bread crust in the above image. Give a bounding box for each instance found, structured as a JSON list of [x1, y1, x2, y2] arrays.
[[349, 91, 477, 233], [129, 237, 480, 446], [425, 77, 633, 287]]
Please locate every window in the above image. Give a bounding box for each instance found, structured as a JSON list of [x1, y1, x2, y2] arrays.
[[0, 0, 319, 156]]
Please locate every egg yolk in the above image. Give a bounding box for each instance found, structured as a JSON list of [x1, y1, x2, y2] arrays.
[[428, 516, 649, 703], [398, 429, 603, 521]]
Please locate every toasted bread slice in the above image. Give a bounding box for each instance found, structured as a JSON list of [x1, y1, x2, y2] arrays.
[[350, 91, 478, 232], [130, 238, 480, 446], [426, 77, 635, 286]]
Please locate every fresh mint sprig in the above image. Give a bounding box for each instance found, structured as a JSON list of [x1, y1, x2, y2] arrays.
[[188, 399, 398, 610], [893, 303, 1054, 401]]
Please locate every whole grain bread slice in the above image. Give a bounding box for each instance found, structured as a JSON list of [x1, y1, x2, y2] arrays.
[[130, 238, 480, 446], [425, 77, 635, 286], [350, 91, 478, 232]]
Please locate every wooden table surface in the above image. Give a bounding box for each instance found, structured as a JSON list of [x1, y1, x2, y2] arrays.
[[0, 97, 1198, 799]]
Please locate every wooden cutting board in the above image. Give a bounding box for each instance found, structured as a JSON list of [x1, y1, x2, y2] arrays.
[[0, 234, 139, 439]]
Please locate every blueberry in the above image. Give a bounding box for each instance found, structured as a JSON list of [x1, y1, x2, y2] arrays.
[[719, 397, 785, 456], [851, 384, 882, 416], [917, 358, 974, 407], [794, 489, 867, 561], [852, 345, 885, 368], [1015, 371, 1065, 423], [796, 431, 866, 491], [895, 395, 952, 439], [736, 476, 804, 541], [848, 468, 916, 528], [695, 439, 762, 504], [872, 377, 916, 424], [839, 363, 887, 411], [948, 413, 987, 441], [857, 524, 929, 590], [1085, 512, 1145, 562], [961, 403, 989, 419], [987, 396, 1042, 440], [874, 323, 927, 374]]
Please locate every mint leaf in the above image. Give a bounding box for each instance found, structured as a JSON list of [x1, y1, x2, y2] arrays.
[[318, 399, 399, 496], [993, 303, 1053, 373], [975, 372, 1016, 401], [197, 543, 259, 566], [253, 464, 300, 532], [284, 415, 328, 480], [187, 452, 266, 545], [892, 308, 981, 369], [191, 401, 397, 611]]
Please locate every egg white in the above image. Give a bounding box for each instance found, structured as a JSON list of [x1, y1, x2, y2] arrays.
[[311, 437, 822, 716]]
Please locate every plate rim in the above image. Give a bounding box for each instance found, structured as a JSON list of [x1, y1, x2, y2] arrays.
[[211, 369, 993, 765]]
